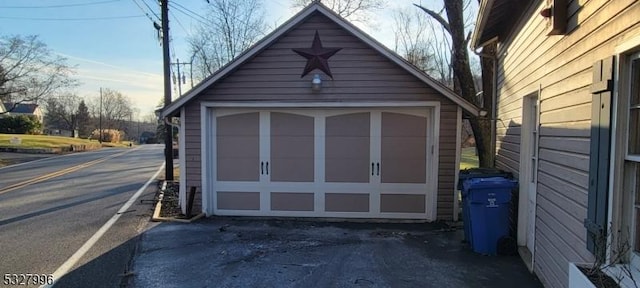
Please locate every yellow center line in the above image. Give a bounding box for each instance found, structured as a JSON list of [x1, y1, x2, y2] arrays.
[[0, 148, 138, 195]]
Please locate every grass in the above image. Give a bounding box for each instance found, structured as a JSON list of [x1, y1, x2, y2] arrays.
[[0, 134, 133, 149], [460, 147, 479, 170]]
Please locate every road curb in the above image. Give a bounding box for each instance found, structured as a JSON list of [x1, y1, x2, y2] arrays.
[[152, 180, 205, 223]]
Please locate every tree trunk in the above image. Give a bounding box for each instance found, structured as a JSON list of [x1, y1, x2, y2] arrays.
[[443, 0, 493, 167], [478, 42, 497, 167]]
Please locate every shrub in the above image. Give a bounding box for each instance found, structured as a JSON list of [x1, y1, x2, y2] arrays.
[[89, 129, 122, 143], [0, 115, 42, 134]]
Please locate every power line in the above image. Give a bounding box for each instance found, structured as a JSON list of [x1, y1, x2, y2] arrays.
[[169, 2, 209, 24], [170, 11, 190, 37], [0, 15, 146, 21], [140, 0, 161, 20], [0, 0, 121, 9], [131, 0, 159, 23], [169, 5, 208, 26]]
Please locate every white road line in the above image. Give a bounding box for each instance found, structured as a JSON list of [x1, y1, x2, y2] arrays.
[[41, 163, 166, 288]]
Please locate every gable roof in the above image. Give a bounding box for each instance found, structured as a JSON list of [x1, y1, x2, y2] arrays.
[[3, 102, 39, 114], [162, 2, 480, 117], [471, 0, 534, 49]]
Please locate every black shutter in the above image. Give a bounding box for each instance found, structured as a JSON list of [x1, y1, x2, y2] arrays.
[[584, 56, 614, 256]]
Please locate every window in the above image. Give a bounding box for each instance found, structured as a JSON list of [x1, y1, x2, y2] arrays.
[[628, 52, 640, 254]]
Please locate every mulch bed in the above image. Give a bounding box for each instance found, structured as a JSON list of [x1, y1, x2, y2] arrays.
[[578, 266, 620, 288], [159, 181, 183, 218]]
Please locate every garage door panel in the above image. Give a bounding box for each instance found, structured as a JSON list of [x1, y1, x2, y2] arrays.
[[381, 112, 427, 184], [216, 112, 260, 181], [217, 192, 260, 210], [217, 112, 260, 135], [325, 159, 369, 183], [326, 112, 370, 183], [325, 112, 371, 136], [271, 192, 314, 211], [381, 112, 427, 137], [271, 112, 314, 182], [270, 158, 314, 182], [380, 194, 426, 213], [325, 193, 370, 212], [217, 158, 259, 181]]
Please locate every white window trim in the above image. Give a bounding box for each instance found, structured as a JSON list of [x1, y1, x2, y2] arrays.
[[607, 38, 640, 274]]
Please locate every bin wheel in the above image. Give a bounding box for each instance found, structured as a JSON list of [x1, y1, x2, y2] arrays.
[[497, 236, 517, 256]]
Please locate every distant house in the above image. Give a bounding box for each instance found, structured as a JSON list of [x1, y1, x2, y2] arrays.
[[0, 102, 6, 114], [473, 1, 640, 287], [162, 2, 480, 220], [3, 102, 44, 124]]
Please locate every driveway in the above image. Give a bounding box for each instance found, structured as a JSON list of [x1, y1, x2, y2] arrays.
[[130, 218, 541, 288]]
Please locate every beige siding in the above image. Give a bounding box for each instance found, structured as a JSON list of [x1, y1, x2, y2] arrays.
[[494, 0, 640, 287], [182, 12, 459, 220]]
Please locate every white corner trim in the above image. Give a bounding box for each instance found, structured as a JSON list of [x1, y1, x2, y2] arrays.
[[431, 104, 441, 221], [200, 104, 211, 216], [454, 106, 462, 221], [179, 107, 186, 214]]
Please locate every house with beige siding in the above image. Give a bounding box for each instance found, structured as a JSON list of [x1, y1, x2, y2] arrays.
[[162, 2, 479, 222], [473, 0, 640, 287]]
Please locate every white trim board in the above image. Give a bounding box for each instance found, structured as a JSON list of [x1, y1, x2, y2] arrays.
[[201, 101, 441, 108], [454, 106, 462, 221], [179, 107, 186, 213]]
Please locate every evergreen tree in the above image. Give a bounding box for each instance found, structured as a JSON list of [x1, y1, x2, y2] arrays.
[[77, 100, 91, 138]]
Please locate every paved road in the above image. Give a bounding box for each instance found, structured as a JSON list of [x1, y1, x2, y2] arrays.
[[0, 145, 164, 288]]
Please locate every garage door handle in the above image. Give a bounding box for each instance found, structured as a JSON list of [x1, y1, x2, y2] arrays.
[[372, 162, 375, 175], [376, 163, 380, 176], [261, 162, 264, 175]]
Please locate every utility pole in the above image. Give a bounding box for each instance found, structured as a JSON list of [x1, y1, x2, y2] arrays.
[[99, 87, 102, 143], [161, 0, 174, 180], [171, 58, 192, 96]]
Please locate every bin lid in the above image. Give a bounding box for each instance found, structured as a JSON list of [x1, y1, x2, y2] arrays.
[[462, 177, 517, 191], [457, 168, 513, 190]]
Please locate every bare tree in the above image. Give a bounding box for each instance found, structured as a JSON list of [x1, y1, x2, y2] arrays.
[[415, 0, 494, 167], [44, 93, 82, 136], [189, 0, 267, 81], [392, 7, 452, 86], [88, 88, 133, 132], [0, 35, 77, 114], [292, 0, 386, 24]]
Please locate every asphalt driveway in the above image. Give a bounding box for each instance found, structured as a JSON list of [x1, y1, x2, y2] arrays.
[[131, 218, 542, 288]]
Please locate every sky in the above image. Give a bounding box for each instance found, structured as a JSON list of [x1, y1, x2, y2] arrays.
[[0, 0, 449, 119]]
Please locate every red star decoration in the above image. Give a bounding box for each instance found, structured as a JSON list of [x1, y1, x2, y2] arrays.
[[292, 31, 342, 78]]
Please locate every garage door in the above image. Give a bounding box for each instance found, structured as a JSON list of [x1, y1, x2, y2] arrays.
[[209, 108, 436, 219]]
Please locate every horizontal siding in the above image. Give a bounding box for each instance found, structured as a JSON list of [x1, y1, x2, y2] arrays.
[[183, 12, 461, 219], [198, 14, 447, 103], [493, 0, 640, 286]]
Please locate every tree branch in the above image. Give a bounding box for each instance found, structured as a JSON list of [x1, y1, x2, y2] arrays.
[[413, 4, 451, 34]]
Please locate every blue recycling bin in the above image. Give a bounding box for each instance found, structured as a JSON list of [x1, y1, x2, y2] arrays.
[[463, 177, 517, 255], [459, 168, 513, 245]]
